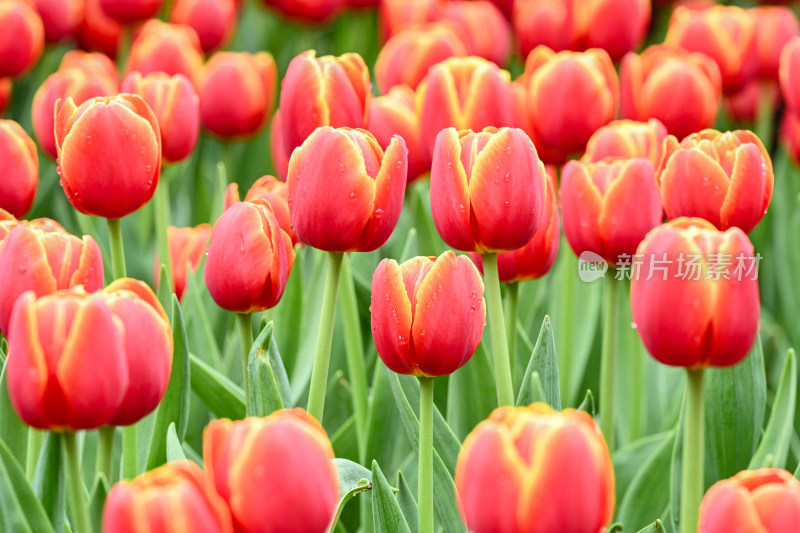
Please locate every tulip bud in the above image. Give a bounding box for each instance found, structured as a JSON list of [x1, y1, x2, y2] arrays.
[[780, 36, 800, 113], [440, 1, 512, 66], [0, 120, 38, 218], [368, 85, 426, 184], [699, 468, 800, 532], [55, 94, 162, 218], [122, 72, 200, 164], [513, 0, 579, 59], [374, 24, 467, 93], [578, 0, 651, 61], [77, 0, 121, 58], [259, 0, 345, 23], [242, 176, 297, 246], [279, 51, 370, 160], [470, 169, 560, 282], [630, 218, 760, 368], [418, 57, 515, 162], [657, 129, 773, 233], [200, 51, 276, 138], [60, 50, 118, 80], [430, 127, 546, 252], [583, 119, 668, 169], [126, 20, 205, 87], [154, 224, 210, 301], [523, 46, 618, 160], [665, 5, 756, 93], [371, 250, 485, 376], [170, 0, 237, 52], [0, 223, 103, 335], [103, 460, 234, 533], [287, 127, 407, 252], [455, 403, 615, 533], [203, 409, 339, 533], [33, 0, 83, 43], [621, 45, 722, 140], [753, 6, 799, 81], [99, 0, 162, 23], [380, 0, 442, 42], [725, 80, 780, 124], [205, 201, 294, 313], [0, 0, 44, 78]]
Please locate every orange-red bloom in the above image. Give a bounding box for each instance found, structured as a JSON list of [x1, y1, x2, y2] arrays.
[[154, 224, 210, 301], [368, 85, 427, 184], [430, 127, 546, 253], [620, 45, 722, 140], [259, 0, 345, 23], [630, 218, 760, 368], [55, 94, 162, 218], [657, 129, 773, 233], [0, 120, 38, 218], [204, 410, 339, 533], [579, 0, 651, 61], [0, 0, 44, 78], [379, 0, 442, 42], [440, 1, 511, 66], [103, 461, 234, 533], [287, 127, 407, 252], [583, 119, 668, 168], [200, 51, 276, 139], [455, 403, 615, 533], [699, 468, 800, 533], [33, 0, 83, 43], [371, 250, 485, 376], [225, 175, 297, 246], [725, 79, 780, 124], [780, 109, 800, 164], [753, 6, 799, 81], [76, 0, 122, 58], [170, 0, 238, 52], [512, 0, 580, 59], [122, 72, 200, 164], [205, 201, 294, 313], [780, 36, 800, 113], [126, 20, 205, 87], [99, 0, 161, 23]]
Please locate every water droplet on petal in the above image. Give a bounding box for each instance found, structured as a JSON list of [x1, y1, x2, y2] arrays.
[[374, 208, 384, 219]]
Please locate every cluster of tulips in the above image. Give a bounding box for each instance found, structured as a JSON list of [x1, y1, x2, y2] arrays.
[[1, 0, 800, 532]]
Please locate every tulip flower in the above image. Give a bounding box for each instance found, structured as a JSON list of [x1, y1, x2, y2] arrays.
[[780, 37, 800, 113], [0, 120, 38, 218], [103, 461, 234, 533], [278, 51, 370, 161], [33, 0, 84, 43], [379, 0, 442, 42], [0, 0, 44, 78], [657, 129, 773, 233], [455, 403, 615, 533], [583, 118, 668, 168], [620, 46, 722, 140], [665, 5, 756, 93], [60, 50, 119, 79], [126, 20, 205, 87], [523, 46, 618, 160], [99, 0, 161, 23], [487, 0, 512, 18], [76, 0, 122, 58], [753, 6, 799, 81], [203, 410, 339, 533], [170, 0, 238, 52], [154, 224, 211, 300], [368, 85, 427, 184], [440, 1, 511, 67], [259, 0, 345, 22], [418, 57, 515, 162], [0, 223, 103, 335], [698, 468, 800, 533], [780, 109, 800, 164], [0, 212, 64, 242], [579, 0, 651, 61], [225, 176, 297, 246], [725, 80, 780, 124], [54, 93, 162, 219], [512, 0, 580, 59], [374, 24, 467, 93], [200, 51, 276, 138]]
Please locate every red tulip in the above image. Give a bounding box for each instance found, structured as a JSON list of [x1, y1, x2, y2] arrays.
[[780, 36, 800, 113], [780, 110, 800, 164], [126, 20, 205, 88], [259, 0, 345, 23], [578, 0, 651, 61], [205, 201, 295, 313], [455, 403, 615, 533], [752, 6, 799, 81], [657, 129, 773, 233], [122, 72, 200, 164], [371, 250, 485, 376], [59, 50, 118, 80], [368, 85, 427, 184], [699, 468, 800, 533], [203, 409, 339, 533], [440, 1, 512, 66], [225, 176, 298, 246], [0, 0, 44, 78], [0, 211, 64, 242], [0, 120, 38, 218], [33, 0, 84, 43], [76, 0, 121, 58], [430, 127, 546, 253], [380, 0, 442, 42], [99, 0, 161, 23], [200, 51, 276, 139], [583, 118, 668, 169], [170, 0, 237, 52], [725, 80, 780, 124], [512, 0, 580, 59], [103, 461, 234, 533], [630, 217, 760, 368], [287, 127, 407, 252], [154, 224, 211, 300]]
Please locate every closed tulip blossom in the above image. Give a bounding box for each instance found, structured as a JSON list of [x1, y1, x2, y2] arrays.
[[368, 85, 427, 184], [33, 0, 84, 43], [54, 93, 162, 219], [699, 469, 800, 533], [455, 403, 615, 533], [753, 6, 799, 81], [371, 250, 486, 376], [154, 224, 211, 300], [780, 37, 800, 113], [780, 109, 800, 163], [77, 0, 122, 58], [0, 120, 38, 218], [225, 175, 297, 246], [99, 0, 161, 23], [204, 410, 339, 533], [170, 0, 238, 52], [126, 20, 205, 87], [103, 461, 234, 533], [259, 0, 345, 23], [512, 0, 581, 59], [581, 0, 651, 61], [0, 0, 44, 78], [657, 129, 773, 233], [440, 1, 512, 67], [379, 0, 442, 42], [583, 119, 668, 168]]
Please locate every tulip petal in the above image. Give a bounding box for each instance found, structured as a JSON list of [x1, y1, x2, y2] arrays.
[[698, 483, 766, 533], [280, 51, 328, 153], [358, 134, 408, 251], [560, 161, 604, 260], [371, 258, 415, 375], [430, 128, 475, 251], [720, 142, 769, 233], [751, 483, 800, 532], [660, 148, 729, 228]]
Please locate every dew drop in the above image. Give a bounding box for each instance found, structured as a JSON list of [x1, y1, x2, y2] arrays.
[[505, 145, 512, 153], [458, 203, 466, 212], [504, 201, 510, 207], [420, 329, 426, 336], [631, 322, 637, 329], [426, 302, 432, 309], [139, 145, 146, 154], [447, 161, 453, 168], [374, 208, 385, 219], [349, 191, 356, 199], [503, 173, 510, 183], [398, 335, 408, 346], [396, 160, 403, 168], [437, 284, 443, 292]]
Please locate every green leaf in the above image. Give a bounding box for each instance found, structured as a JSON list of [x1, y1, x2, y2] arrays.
[[0, 438, 54, 533], [88, 473, 109, 533], [184, 266, 223, 369], [156, 263, 173, 321], [146, 295, 192, 470], [520, 372, 547, 406], [613, 431, 672, 506], [395, 471, 418, 533], [398, 228, 418, 262], [749, 349, 797, 469], [517, 316, 560, 409], [636, 520, 666, 533], [166, 423, 186, 463], [446, 341, 495, 441], [0, 356, 28, 465], [329, 459, 373, 533], [270, 246, 305, 383], [371, 461, 411, 533], [189, 353, 246, 419], [247, 321, 285, 417], [577, 389, 596, 418], [32, 432, 65, 533], [365, 360, 405, 470]]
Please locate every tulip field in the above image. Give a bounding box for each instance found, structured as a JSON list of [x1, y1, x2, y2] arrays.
[[3, 0, 800, 532]]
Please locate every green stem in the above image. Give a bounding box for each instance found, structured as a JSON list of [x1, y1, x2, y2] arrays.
[[418, 377, 434, 533], [755, 81, 774, 151], [629, 338, 644, 442], [25, 429, 43, 481], [481, 253, 514, 406], [64, 432, 91, 533], [681, 368, 705, 533], [236, 313, 254, 413], [599, 275, 619, 450], [154, 173, 173, 292], [96, 426, 115, 481], [107, 218, 127, 279], [306, 252, 345, 422], [340, 254, 369, 460], [117, 25, 132, 75], [121, 425, 137, 479], [505, 281, 519, 384]]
